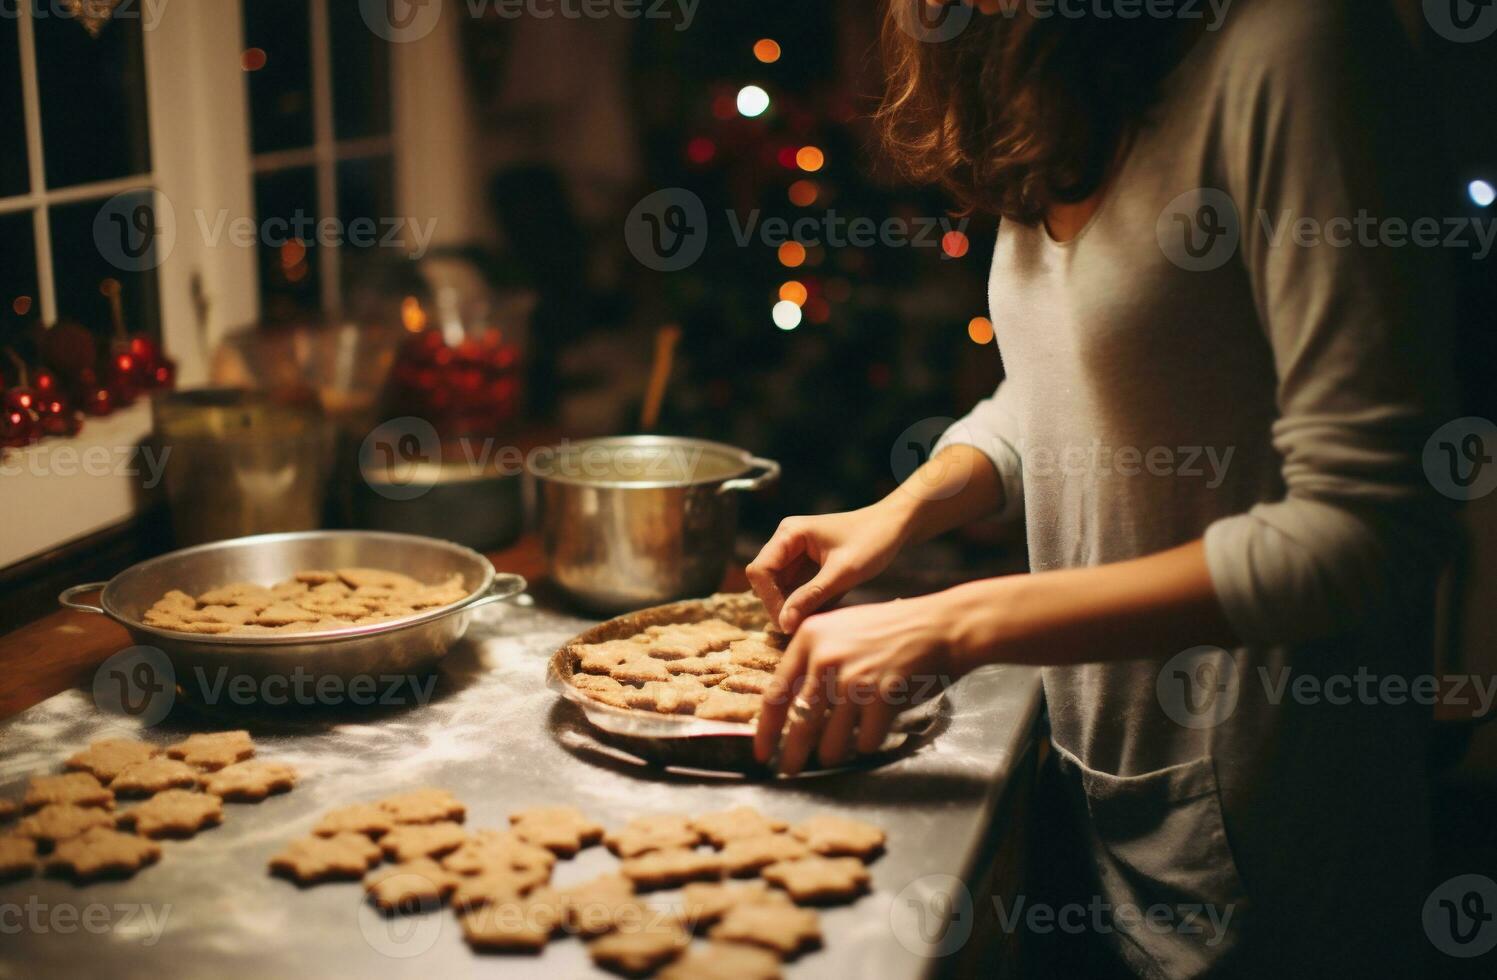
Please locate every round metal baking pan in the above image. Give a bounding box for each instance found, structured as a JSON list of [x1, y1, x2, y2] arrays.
[[59, 530, 527, 693], [547, 592, 945, 771]]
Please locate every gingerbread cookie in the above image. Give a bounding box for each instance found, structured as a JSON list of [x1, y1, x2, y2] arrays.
[[709, 901, 821, 957], [294, 570, 339, 585], [118, 789, 223, 838], [365, 858, 458, 913], [762, 856, 870, 904], [692, 807, 788, 847], [509, 806, 603, 857], [166, 730, 255, 771], [659, 943, 783, 980], [442, 829, 555, 880], [380, 821, 468, 862], [23, 772, 114, 811], [270, 832, 382, 884], [572, 674, 634, 709], [675, 881, 787, 929], [620, 848, 723, 890], [645, 620, 746, 656], [452, 867, 545, 911], [458, 887, 565, 951], [314, 803, 395, 838], [109, 758, 201, 796], [252, 603, 320, 627], [605, 814, 701, 858], [790, 814, 885, 859], [727, 635, 785, 672], [196, 583, 274, 608], [0, 836, 36, 880], [47, 828, 161, 881], [588, 920, 689, 976], [379, 788, 466, 825], [695, 689, 762, 723], [203, 760, 297, 801], [610, 655, 672, 685], [577, 640, 652, 675], [624, 681, 707, 715], [337, 568, 421, 591], [14, 804, 116, 845], [665, 653, 732, 677], [720, 671, 775, 695], [64, 739, 161, 783], [719, 835, 812, 877], [559, 873, 648, 937]]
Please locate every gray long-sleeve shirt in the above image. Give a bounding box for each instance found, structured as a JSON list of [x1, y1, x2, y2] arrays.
[[936, 1, 1455, 975]]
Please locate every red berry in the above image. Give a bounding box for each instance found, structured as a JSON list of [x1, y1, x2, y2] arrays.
[[38, 396, 82, 437], [84, 386, 115, 417], [1, 406, 37, 447], [152, 358, 176, 389], [4, 386, 37, 414]]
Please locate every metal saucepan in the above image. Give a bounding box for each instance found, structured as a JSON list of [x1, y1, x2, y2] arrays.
[[59, 531, 526, 699], [530, 436, 779, 614]]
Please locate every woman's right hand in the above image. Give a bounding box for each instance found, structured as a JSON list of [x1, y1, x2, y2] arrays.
[[745, 505, 909, 634]]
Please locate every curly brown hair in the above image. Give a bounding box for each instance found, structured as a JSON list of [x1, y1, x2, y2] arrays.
[[877, 1, 1197, 222]]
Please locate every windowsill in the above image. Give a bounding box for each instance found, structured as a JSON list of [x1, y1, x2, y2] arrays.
[[0, 401, 156, 570]]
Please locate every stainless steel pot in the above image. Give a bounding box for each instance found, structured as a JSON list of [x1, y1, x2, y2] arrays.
[[58, 531, 526, 703], [530, 436, 779, 613]]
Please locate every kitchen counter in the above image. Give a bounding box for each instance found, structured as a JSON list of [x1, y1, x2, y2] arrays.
[[0, 542, 1042, 979]]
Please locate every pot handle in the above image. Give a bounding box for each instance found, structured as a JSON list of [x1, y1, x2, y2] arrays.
[[58, 582, 110, 615], [469, 572, 528, 610], [719, 456, 781, 495]]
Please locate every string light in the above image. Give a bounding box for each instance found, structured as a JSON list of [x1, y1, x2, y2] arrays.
[[1471, 179, 1495, 208], [753, 39, 781, 64], [779, 281, 808, 306], [736, 85, 770, 118], [777, 242, 807, 267], [967, 316, 995, 345]]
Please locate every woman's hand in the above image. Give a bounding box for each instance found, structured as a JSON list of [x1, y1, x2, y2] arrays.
[[745, 506, 909, 635], [754, 593, 975, 774]]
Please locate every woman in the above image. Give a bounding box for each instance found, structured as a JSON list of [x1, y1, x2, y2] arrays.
[[748, 1, 1454, 976]]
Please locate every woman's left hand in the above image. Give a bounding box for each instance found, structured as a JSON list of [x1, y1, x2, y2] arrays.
[[754, 594, 973, 774]]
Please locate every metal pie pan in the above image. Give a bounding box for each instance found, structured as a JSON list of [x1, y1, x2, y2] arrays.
[[547, 592, 944, 771]]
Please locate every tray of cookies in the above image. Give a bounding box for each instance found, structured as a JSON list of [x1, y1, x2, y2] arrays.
[[57, 530, 526, 694], [547, 592, 945, 770]]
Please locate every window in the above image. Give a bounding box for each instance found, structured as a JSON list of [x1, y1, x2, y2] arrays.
[[242, 0, 394, 321], [0, 3, 161, 350]]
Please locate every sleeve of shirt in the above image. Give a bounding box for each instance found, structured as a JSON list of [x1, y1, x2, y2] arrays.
[[933, 378, 1026, 526], [1201, 2, 1458, 646]]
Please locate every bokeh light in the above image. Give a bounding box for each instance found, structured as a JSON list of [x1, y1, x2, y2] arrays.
[[753, 39, 781, 64], [968, 316, 995, 345], [772, 300, 802, 331], [779, 280, 808, 306], [1470, 179, 1495, 208], [942, 231, 970, 259], [788, 179, 818, 207], [12, 295, 32, 316], [795, 146, 825, 172], [242, 48, 267, 72], [686, 136, 716, 165], [736, 85, 770, 118], [777, 242, 807, 267]]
